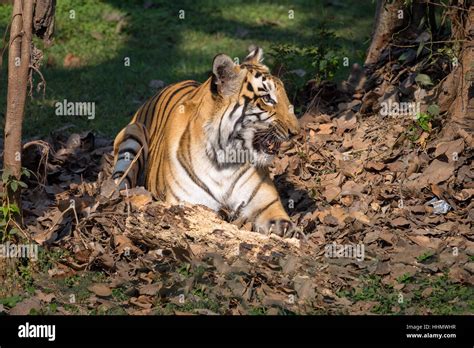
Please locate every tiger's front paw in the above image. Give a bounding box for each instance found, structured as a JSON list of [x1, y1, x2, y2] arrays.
[[254, 218, 294, 237]]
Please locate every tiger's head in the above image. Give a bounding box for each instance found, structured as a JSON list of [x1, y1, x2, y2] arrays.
[[206, 46, 300, 168]]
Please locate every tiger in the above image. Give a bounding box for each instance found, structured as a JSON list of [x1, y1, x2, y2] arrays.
[[112, 46, 300, 236]]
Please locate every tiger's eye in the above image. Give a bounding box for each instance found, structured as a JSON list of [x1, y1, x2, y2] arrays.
[[262, 95, 274, 105]]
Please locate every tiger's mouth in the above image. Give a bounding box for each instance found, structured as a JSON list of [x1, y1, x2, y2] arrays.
[[252, 132, 282, 155]]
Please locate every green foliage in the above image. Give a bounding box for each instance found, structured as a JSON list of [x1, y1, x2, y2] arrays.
[[248, 306, 268, 315], [415, 112, 434, 132], [417, 251, 435, 263], [339, 273, 473, 314], [407, 103, 439, 141], [0, 168, 31, 241], [397, 273, 414, 284], [177, 262, 192, 277], [111, 288, 129, 302], [268, 21, 345, 106], [0, 294, 23, 308], [415, 73, 433, 87]]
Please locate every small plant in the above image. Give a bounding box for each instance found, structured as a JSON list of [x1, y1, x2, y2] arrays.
[[417, 250, 435, 263], [0, 294, 23, 308], [414, 112, 433, 132], [0, 167, 31, 241], [177, 262, 192, 277], [407, 104, 439, 142], [248, 306, 267, 315], [268, 20, 344, 108], [111, 287, 129, 302], [397, 273, 413, 284]]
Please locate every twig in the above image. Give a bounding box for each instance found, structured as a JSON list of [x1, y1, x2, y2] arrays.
[[29, 64, 47, 97], [113, 146, 144, 191], [23, 140, 52, 189], [10, 218, 33, 242]]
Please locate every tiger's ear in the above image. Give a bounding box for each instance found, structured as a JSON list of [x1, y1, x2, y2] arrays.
[[212, 54, 239, 96], [244, 45, 264, 64]]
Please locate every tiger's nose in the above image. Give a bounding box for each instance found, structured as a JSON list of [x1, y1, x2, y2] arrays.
[[288, 123, 300, 138]]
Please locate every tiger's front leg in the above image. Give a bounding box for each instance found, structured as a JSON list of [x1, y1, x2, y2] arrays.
[[234, 170, 293, 236]]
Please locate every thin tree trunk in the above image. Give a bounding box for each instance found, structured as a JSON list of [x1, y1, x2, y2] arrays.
[[3, 0, 34, 208]]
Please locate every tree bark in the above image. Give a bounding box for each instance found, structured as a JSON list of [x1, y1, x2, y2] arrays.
[[364, 0, 405, 66], [3, 0, 34, 205], [437, 4, 474, 140], [450, 5, 474, 128]]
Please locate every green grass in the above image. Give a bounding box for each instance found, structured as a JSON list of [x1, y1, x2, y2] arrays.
[[0, 0, 375, 138], [338, 274, 474, 315]]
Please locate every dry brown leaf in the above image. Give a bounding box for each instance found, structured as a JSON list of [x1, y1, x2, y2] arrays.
[[317, 123, 334, 134], [88, 283, 112, 297], [35, 290, 55, 303], [390, 217, 411, 227], [113, 233, 143, 255], [9, 297, 41, 315], [423, 159, 455, 185], [139, 283, 162, 296], [323, 185, 341, 202], [434, 138, 464, 160], [365, 161, 386, 171], [124, 187, 153, 210], [350, 211, 371, 225]]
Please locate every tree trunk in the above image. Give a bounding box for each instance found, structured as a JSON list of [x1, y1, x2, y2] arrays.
[[3, 0, 34, 209], [437, 4, 474, 140], [364, 0, 405, 66], [449, 5, 474, 129]]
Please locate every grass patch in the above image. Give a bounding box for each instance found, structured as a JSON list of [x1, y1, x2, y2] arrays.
[[339, 274, 474, 314]]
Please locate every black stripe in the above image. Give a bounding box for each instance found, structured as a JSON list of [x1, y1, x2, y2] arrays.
[[177, 125, 219, 203], [157, 147, 166, 189], [252, 198, 278, 221], [246, 178, 264, 206], [233, 97, 250, 126], [148, 83, 180, 141], [149, 87, 196, 157], [139, 122, 149, 144], [225, 165, 252, 199], [112, 170, 124, 178], [188, 81, 204, 99], [140, 99, 153, 125], [217, 103, 234, 149], [161, 81, 198, 117], [150, 82, 197, 149], [167, 185, 180, 202], [260, 113, 274, 122], [117, 153, 131, 161], [118, 147, 138, 156], [122, 133, 144, 148], [144, 90, 165, 128]]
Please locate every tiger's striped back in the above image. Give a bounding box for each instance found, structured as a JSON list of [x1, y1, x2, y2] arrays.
[[112, 80, 200, 191]]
